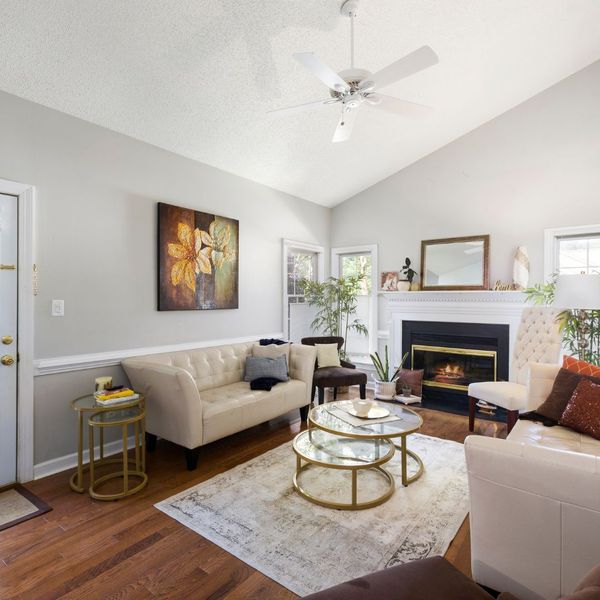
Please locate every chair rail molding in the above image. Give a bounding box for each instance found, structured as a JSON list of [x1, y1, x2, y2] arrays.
[[381, 291, 528, 374], [34, 332, 284, 376]]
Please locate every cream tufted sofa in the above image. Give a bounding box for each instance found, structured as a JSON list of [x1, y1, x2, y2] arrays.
[[466, 362, 600, 600], [468, 307, 562, 432], [122, 341, 316, 469]]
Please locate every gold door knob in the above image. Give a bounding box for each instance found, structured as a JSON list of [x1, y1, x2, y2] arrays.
[[1, 355, 15, 366], [2, 335, 13, 345]]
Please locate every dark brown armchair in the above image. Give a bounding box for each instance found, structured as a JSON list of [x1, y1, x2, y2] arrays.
[[301, 336, 367, 405]]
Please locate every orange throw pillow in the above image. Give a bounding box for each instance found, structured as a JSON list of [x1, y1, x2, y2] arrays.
[[563, 356, 600, 378]]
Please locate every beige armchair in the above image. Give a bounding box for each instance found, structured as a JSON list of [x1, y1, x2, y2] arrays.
[[468, 307, 561, 433]]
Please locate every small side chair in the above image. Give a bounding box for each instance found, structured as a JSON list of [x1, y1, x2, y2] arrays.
[[468, 307, 561, 433], [301, 336, 367, 405]]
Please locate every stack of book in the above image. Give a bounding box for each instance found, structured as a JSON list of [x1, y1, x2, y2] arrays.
[[94, 387, 139, 406]]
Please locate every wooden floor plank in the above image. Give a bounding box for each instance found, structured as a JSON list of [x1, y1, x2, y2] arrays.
[[0, 389, 505, 599]]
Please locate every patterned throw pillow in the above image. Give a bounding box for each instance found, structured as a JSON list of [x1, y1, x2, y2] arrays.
[[243, 355, 289, 382], [563, 355, 600, 378], [560, 379, 600, 440]]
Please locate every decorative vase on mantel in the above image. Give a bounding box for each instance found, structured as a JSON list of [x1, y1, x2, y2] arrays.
[[513, 246, 530, 290], [396, 280, 411, 292]]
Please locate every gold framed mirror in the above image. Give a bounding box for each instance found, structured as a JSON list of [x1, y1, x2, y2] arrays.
[[420, 235, 490, 291]]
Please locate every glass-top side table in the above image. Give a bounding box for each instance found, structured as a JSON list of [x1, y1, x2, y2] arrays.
[[88, 406, 147, 501], [69, 393, 144, 493]]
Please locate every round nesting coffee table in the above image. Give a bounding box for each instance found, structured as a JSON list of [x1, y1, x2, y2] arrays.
[[292, 400, 424, 510]]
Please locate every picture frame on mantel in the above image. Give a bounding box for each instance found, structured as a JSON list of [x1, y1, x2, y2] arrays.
[[420, 235, 490, 291]]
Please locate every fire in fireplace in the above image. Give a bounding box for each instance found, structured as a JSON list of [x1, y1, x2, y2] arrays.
[[412, 345, 497, 392]]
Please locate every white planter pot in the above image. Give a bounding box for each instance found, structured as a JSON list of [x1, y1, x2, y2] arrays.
[[396, 280, 410, 291], [372, 377, 397, 400]]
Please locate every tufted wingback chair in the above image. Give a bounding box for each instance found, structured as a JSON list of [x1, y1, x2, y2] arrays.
[[468, 307, 562, 433]]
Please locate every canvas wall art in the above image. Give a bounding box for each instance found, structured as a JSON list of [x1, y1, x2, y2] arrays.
[[158, 202, 239, 310]]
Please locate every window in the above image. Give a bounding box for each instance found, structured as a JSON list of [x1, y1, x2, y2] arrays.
[[282, 240, 324, 341], [287, 251, 317, 303], [332, 245, 378, 362], [556, 235, 600, 275], [339, 253, 372, 295], [545, 225, 600, 279]]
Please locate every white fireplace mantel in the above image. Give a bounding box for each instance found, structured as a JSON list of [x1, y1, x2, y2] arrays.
[[381, 291, 528, 375]]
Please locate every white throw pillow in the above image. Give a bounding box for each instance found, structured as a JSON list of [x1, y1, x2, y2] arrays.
[[315, 343, 341, 368], [252, 343, 291, 365]]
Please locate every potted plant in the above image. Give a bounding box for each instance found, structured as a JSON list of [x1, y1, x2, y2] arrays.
[[399, 257, 418, 291], [370, 346, 408, 399], [301, 275, 368, 359]]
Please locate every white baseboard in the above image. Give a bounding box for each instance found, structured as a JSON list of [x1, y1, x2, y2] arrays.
[[34, 331, 284, 376], [33, 435, 136, 480]]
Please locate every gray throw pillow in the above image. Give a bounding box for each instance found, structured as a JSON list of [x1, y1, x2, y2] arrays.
[[244, 355, 289, 382]]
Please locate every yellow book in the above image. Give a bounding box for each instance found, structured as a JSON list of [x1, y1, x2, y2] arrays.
[[94, 388, 135, 401]]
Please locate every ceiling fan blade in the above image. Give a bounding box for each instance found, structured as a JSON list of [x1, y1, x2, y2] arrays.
[[332, 107, 359, 143], [368, 94, 432, 118], [268, 98, 337, 116], [294, 52, 350, 92], [371, 46, 439, 90]]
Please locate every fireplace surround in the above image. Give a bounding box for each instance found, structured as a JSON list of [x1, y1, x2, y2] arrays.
[[402, 320, 510, 417]]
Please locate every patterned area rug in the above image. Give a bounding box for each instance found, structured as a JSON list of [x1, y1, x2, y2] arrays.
[[155, 434, 468, 596]]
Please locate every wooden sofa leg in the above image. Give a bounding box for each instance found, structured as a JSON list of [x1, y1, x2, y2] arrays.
[[185, 447, 200, 471], [333, 387, 338, 400], [311, 385, 316, 403], [359, 384, 366, 400], [318, 387, 325, 405], [299, 405, 310, 421], [507, 410, 519, 434], [146, 432, 157, 452], [468, 397, 476, 432]]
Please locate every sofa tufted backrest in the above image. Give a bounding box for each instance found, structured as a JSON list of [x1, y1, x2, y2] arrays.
[[511, 307, 562, 385], [130, 342, 255, 391]]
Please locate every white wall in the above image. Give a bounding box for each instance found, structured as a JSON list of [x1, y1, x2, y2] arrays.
[[332, 60, 600, 288], [0, 90, 330, 465]]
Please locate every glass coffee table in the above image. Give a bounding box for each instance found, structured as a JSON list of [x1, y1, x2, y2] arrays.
[[292, 400, 423, 510]]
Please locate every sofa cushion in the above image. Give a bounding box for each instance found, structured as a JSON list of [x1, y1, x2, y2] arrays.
[[508, 419, 600, 458], [201, 380, 306, 444], [313, 366, 367, 388], [467, 381, 526, 410], [537, 368, 600, 423], [243, 355, 289, 382]]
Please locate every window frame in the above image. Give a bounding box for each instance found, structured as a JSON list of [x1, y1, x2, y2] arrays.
[[544, 224, 600, 280], [331, 244, 378, 358], [282, 239, 325, 340]]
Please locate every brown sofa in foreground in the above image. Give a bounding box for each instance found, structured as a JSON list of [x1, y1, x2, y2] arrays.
[[302, 556, 600, 600]]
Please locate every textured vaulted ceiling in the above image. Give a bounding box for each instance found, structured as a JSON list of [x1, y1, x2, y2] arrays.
[[0, 1, 599, 206]]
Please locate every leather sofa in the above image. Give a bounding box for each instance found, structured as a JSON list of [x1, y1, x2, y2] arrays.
[[465, 362, 600, 600], [122, 341, 316, 469]]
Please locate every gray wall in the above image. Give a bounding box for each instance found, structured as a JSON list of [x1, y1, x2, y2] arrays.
[[0, 91, 330, 465], [331, 60, 600, 286]]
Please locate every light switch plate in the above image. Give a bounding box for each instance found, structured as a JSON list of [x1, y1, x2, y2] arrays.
[[51, 299, 64, 317]]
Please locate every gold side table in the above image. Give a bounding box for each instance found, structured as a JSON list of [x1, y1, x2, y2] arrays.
[[88, 406, 147, 501], [69, 394, 144, 493]]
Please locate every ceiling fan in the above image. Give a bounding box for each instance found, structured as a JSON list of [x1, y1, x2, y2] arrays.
[[269, 0, 439, 143]]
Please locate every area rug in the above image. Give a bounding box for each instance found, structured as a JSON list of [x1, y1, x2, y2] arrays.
[[0, 485, 51, 532], [155, 434, 468, 596]]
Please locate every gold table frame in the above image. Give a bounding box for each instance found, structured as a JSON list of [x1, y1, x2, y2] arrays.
[[69, 394, 144, 494], [292, 402, 424, 510], [88, 406, 147, 501]]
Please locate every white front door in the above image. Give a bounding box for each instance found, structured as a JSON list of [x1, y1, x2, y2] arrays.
[[0, 193, 18, 486]]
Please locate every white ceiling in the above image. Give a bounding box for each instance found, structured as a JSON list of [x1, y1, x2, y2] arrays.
[[0, 1, 599, 207]]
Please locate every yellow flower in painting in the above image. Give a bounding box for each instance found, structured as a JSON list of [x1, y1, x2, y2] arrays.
[[167, 222, 212, 292], [200, 220, 236, 269]]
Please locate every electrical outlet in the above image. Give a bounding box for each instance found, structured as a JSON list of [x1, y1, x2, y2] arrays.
[[51, 299, 64, 317]]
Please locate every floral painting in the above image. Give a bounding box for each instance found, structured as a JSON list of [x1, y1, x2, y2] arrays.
[[158, 202, 239, 310]]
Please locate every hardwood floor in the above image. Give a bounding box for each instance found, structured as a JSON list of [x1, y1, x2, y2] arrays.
[[0, 390, 506, 599]]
